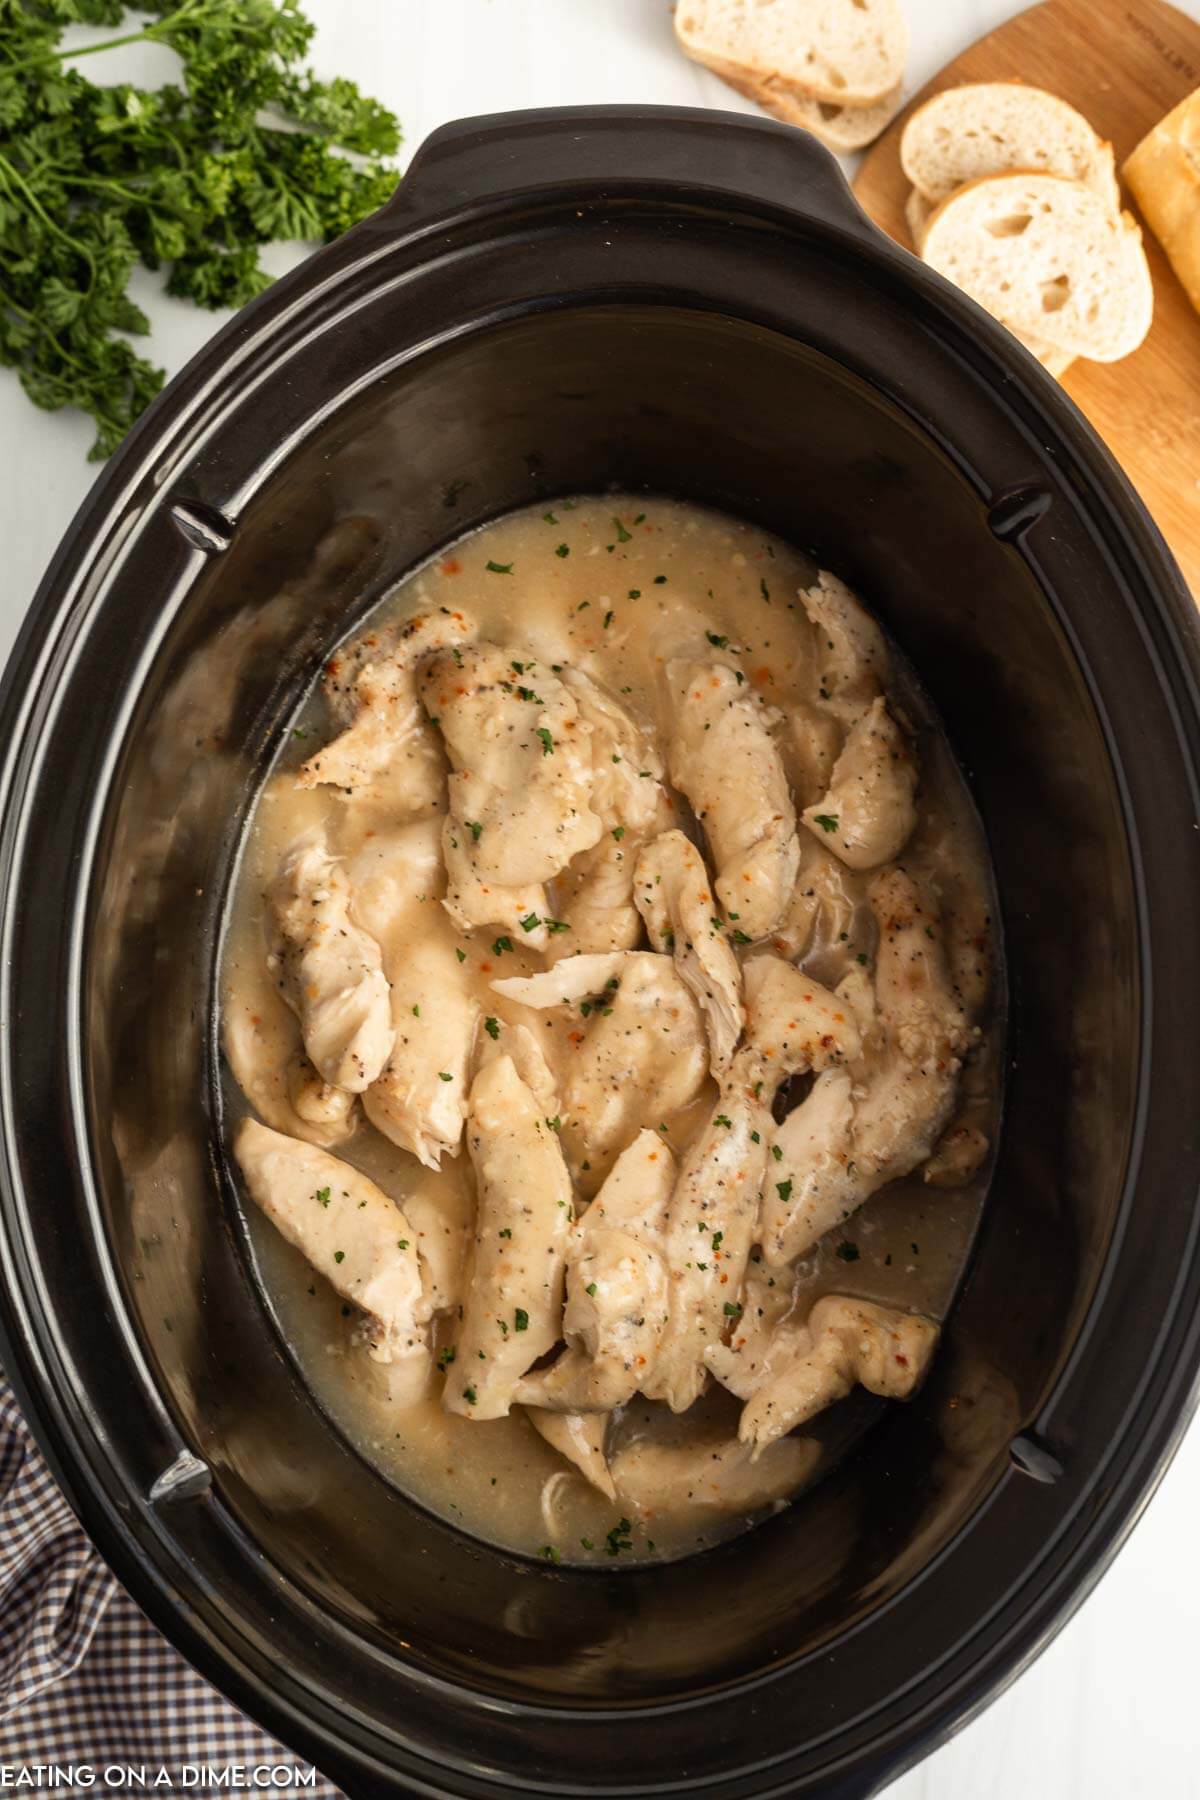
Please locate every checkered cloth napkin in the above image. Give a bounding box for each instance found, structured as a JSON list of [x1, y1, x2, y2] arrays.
[[0, 1374, 340, 1794]]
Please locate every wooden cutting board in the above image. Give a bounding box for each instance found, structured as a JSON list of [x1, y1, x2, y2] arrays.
[[855, 0, 1200, 599]]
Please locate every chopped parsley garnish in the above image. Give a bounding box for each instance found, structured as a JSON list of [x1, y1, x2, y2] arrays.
[[492, 936, 514, 955], [438, 1071, 453, 1082], [437, 1345, 457, 1371], [543, 511, 558, 525], [835, 1240, 860, 1262], [463, 1385, 477, 1405], [397, 1239, 409, 1251], [499, 1228, 512, 1239], [611, 825, 626, 842], [520, 912, 541, 933], [586, 1282, 598, 1297], [813, 814, 840, 834], [540, 1544, 561, 1563], [732, 929, 752, 945], [750, 1130, 761, 1144], [723, 1301, 742, 1318], [653, 574, 667, 584], [605, 1517, 634, 1556], [628, 587, 641, 599], [706, 631, 729, 648], [711, 1231, 724, 1252], [613, 516, 632, 542], [555, 543, 570, 558], [714, 1114, 733, 1129], [333, 1250, 345, 1264], [580, 1537, 594, 1550], [546, 919, 571, 934], [484, 1016, 500, 1040], [514, 1308, 529, 1332], [314, 1187, 331, 1208], [465, 819, 483, 841], [776, 1179, 793, 1204], [856, 953, 868, 965], [511, 660, 528, 674], [291, 727, 307, 741], [536, 727, 555, 756], [772, 1144, 783, 1162], [517, 686, 545, 704], [485, 560, 513, 574], [545, 1115, 562, 1133], [455, 947, 467, 963], [603, 610, 615, 629]]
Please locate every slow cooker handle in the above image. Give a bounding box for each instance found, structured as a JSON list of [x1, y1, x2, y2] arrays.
[[379, 104, 879, 240]]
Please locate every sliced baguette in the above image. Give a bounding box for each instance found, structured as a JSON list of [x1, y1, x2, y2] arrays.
[[674, 0, 908, 109], [906, 193, 1073, 375], [1124, 88, 1200, 315], [921, 172, 1153, 362], [723, 71, 902, 151], [901, 83, 1120, 213]]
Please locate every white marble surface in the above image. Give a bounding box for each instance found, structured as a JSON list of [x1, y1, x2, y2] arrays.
[[4, 3, 1200, 1795]]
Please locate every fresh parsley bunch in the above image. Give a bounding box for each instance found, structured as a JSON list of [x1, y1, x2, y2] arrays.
[[0, 0, 400, 457]]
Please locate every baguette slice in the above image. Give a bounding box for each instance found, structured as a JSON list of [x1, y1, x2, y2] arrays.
[[1124, 88, 1200, 315], [906, 188, 1073, 373], [922, 172, 1153, 362], [901, 83, 1120, 213], [674, 0, 908, 109], [724, 71, 902, 151]]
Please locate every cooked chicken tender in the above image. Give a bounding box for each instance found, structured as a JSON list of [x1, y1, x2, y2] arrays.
[[234, 1119, 429, 1394], [267, 834, 393, 1092], [786, 702, 843, 808], [223, 988, 356, 1149], [297, 607, 474, 801], [529, 1410, 616, 1500], [711, 1296, 939, 1456], [743, 954, 862, 1075], [924, 1122, 990, 1188], [286, 1057, 357, 1135], [516, 1130, 675, 1411], [800, 570, 891, 723], [611, 1432, 818, 1516], [350, 821, 479, 1168], [666, 659, 800, 942], [770, 847, 859, 966], [644, 1049, 772, 1414], [635, 828, 744, 1070], [802, 697, 918, 871], [549, 670, 670, 957], [446, 1053, 573, 1420], [762, 868, 971, 1266], [420, 643, 603, 946], [491, 951, 709, 1190]]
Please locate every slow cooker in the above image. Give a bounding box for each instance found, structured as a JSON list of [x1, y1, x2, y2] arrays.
[[2, 107, 1199, 1798]]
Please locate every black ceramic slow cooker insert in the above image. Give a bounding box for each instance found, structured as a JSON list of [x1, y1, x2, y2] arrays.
[[2, 108, 1200, 1799]]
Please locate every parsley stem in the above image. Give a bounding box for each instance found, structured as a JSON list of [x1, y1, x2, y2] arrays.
[[2, 0, 224, 75], [0, 151, 96, 289]]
